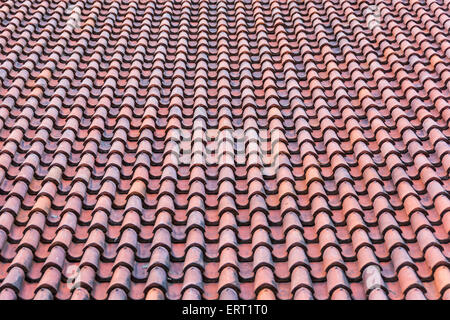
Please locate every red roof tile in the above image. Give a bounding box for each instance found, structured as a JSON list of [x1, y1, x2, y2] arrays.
[[0, 0, 449, 300]]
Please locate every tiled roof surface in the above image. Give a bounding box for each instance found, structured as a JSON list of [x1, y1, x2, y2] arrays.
[[0, 0, 449, 301]]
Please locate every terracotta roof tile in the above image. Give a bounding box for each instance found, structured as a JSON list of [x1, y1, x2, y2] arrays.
[[0, 0, 448, 300]]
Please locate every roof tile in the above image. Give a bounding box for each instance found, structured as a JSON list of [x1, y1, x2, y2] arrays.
[[0, 0, 448, 300]]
